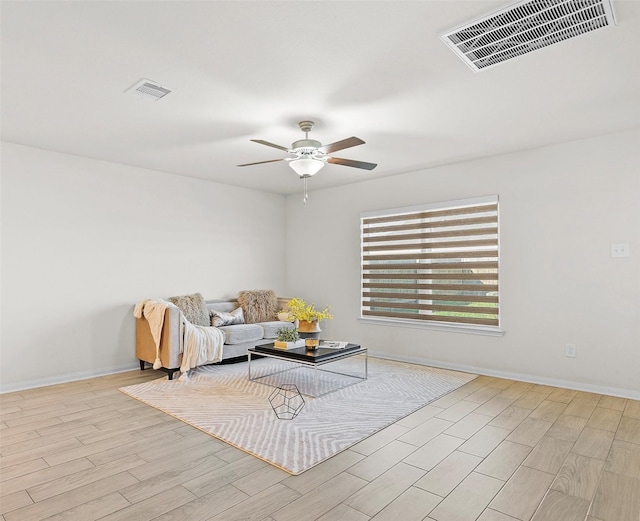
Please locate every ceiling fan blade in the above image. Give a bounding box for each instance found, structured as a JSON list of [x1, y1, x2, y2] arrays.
[[237, 158, 285, 167], [251, 139, 290, 152], [319, 136, 365, 154], [327, 157, 377, 170]]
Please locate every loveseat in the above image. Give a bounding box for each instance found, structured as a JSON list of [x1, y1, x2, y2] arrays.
[[136, 291, 295, 379]]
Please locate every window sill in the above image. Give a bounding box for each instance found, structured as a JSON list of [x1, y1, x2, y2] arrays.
[[359, 316, 505, 337]]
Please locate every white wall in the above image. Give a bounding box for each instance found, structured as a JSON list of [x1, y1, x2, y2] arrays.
[[1, 142, 287, 391], [285, 129, 640, 398], [3, 131, 638, 396]]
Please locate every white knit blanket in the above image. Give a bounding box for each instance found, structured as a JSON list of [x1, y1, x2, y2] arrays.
[[134, 299, 225, 378], [179, 320, 224, 377]]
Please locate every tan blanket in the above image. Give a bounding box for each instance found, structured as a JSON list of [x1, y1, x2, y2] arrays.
[[134, 299, 225, 376], [134, 299, 176, 369]]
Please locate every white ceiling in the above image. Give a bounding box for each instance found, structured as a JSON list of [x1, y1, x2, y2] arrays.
[[2, 1, 639, 195]]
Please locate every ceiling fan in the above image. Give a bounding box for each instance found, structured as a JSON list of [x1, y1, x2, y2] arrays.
[[237, 120, 377, 179]]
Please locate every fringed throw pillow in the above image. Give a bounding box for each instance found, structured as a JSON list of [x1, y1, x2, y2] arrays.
[[167, 292, 210, 327], [237, 290, 278, 324]]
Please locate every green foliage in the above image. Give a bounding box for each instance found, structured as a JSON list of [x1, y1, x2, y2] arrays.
[[276, 327, 299, 342]]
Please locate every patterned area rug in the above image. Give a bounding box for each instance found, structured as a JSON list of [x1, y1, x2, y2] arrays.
[[120, 356, 476, 474]]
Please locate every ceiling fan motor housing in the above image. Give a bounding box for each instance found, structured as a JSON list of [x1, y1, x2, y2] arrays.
[[291, 139, 322, 152], [291, 120, 323, 156]]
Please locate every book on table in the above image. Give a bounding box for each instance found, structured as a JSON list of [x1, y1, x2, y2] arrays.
[[318, 341, 349, 349]]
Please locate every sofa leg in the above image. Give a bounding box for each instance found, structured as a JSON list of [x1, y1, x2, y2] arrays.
[[167, 369, 178, 381], [139, 360, 146, 371]]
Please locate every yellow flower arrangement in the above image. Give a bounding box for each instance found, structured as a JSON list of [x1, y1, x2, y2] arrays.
[[285, 297, 333, 323]]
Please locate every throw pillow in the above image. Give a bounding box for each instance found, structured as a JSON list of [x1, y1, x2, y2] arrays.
[[211, 307, 245, 327], [167, 292, 209, 327], [237, 290, 278, 323]]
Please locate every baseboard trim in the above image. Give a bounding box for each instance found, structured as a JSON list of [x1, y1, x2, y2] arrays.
[[369, 350, 640, 401], [3, 355, 639, 401], [0, 363, 140, 394]]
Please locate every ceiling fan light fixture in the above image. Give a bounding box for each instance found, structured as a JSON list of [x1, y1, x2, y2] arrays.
[[289, 158, 324, 177], [238, 120, 376, 203]]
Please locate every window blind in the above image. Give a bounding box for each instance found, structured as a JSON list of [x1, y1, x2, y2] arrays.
[[361, 196, 499, 328]]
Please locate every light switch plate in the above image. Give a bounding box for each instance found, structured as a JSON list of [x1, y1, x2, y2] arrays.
[[611, 243, 630, 258], [565, 343, 577, 358]]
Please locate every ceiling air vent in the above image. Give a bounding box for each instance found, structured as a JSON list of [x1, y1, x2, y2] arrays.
[[125, 79, 172, 101], [440, 0, 617, 72]]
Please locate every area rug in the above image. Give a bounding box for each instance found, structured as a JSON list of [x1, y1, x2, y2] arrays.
[[120, 356, 476, 474]]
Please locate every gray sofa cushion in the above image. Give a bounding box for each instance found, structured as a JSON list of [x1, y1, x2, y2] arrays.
[[206, 300, 238, 313], [258, 321, 296, 339], [219, 324, 263, 345]]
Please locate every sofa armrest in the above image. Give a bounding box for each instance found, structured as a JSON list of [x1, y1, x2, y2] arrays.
[[136, 306, 182, 369]]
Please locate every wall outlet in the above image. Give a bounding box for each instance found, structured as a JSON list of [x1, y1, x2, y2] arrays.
[[611, 243, 630, 257], [565, 343, 577, 358]]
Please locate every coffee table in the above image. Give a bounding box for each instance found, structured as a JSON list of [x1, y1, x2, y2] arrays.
[[248, 342, 367, 397]]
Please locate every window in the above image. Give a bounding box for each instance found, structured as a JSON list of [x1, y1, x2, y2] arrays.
[[360, 196, 500, 333]]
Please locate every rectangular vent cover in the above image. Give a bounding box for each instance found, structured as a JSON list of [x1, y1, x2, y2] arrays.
[[440, 0, 616, 72], [125, 79, 172, 101]]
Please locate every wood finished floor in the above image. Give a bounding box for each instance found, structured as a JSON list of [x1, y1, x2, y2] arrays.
[[1, 365, 639, 521]]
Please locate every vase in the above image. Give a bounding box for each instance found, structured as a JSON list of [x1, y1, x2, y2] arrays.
[[297, 320, 321, 333], [297, 320, 321, 349]]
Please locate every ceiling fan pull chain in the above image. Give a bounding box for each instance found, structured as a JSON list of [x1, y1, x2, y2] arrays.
[[303, 176, 309, 204]]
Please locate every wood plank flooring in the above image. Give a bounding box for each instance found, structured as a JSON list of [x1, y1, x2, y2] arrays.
[[1, 365, 639, 521]]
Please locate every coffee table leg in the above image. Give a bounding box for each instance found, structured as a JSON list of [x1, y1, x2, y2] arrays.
[[365, 351, 368, 380], [314, 366, 318, 397]]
